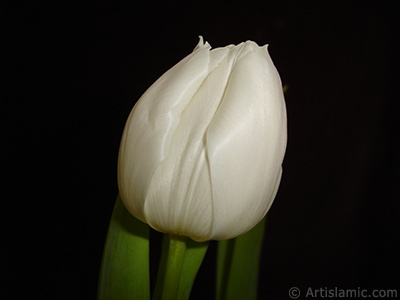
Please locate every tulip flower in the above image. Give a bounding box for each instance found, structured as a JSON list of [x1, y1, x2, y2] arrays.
[[117, 36, 287, 242]]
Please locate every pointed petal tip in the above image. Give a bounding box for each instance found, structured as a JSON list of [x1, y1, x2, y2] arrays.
[[198, 35, 204, 45], [193, 35, 211, 52]]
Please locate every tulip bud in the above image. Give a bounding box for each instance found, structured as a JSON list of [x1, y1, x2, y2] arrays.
[[118, 37, 287, 242]]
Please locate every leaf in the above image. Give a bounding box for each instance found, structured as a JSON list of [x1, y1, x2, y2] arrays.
[[98, 195, 150, 300]]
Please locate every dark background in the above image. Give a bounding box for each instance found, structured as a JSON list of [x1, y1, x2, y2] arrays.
[[4, 1, 399, 299]]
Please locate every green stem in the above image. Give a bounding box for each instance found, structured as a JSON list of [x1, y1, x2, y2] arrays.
[[178, 238, 209, 300], [161, 234, 187, 300], [216, 217, 266, 300], [216, 239, 235, 300], [154, 234, 209, 300], [152, 234, 169, 300]]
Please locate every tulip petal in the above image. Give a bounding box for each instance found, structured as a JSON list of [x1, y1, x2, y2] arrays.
[[118, 38, 287, 242], [206, 44, 287, 240], [143, 46, 234, 241], [118, 40, 212, 222]]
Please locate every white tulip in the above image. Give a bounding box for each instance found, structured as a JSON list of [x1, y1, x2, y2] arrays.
[[118, 37, 287, 242]]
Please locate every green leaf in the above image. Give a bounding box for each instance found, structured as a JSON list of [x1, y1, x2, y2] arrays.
[[98, 195, 150, 300], [216, 217, 266, 300]]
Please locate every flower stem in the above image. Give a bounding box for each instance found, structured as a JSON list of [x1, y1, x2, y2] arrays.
[[161, 234, 187, 300], [216, 217, 266, 300]]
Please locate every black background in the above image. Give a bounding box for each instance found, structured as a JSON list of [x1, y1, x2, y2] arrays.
[[4, 1, 399, 299]]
